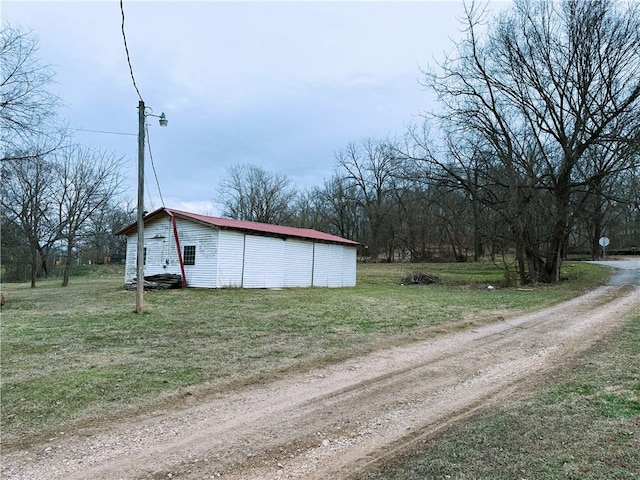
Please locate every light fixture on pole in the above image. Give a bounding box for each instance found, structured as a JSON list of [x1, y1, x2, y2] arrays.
[[136, 101, 168, 314]]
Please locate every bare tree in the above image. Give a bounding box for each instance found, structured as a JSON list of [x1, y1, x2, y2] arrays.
[[0, 153, 59, 287], [570, 153, 640, 258], [335, 138, 402, 260], [54, 145, 124, 286], [290, 187, 331, 232], [420, 0, 640, 283], [317, 175, 363, 241], [615, 168, 640, 252], [217, 164, 297, 224], [387, 179, 432, 261], [0, 217, 32, 282], [81, 200, 135, 265], [1, 25, 64, 160]]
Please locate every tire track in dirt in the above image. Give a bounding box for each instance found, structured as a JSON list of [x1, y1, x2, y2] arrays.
[[2, 285, 638, 480]]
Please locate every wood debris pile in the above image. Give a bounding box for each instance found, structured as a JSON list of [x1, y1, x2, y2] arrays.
[[126, 274, 183, 290]]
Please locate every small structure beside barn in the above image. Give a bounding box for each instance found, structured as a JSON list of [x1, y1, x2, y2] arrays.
[[116, 207, 359, 289]]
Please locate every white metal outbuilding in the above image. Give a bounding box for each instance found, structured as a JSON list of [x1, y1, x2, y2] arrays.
[[116, 207, 359, 288]]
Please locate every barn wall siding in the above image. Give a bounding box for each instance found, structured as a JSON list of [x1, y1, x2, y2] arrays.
[[124, 217, 219, 287], [124, 219, 178, 282], [284, 239, 313, 287], [173, 218, 218, 288], [312, 243, 331, 287], [325, 244, 346, 287], [216, 230, 245, 287], [342, 246, 357, 287], [124, 238, 137, 282], [243, 235, 286, 288], [310, 243, 357, 287]]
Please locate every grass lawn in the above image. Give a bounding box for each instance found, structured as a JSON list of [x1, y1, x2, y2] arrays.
[[357, 307, 640, 480], [0, 261, 611, 445]]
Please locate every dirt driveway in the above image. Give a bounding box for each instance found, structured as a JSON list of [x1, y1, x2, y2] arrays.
[[3, 282, 639, 480]]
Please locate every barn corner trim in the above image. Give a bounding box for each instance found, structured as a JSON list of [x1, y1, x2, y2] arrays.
[[166, 209, 188, 288]]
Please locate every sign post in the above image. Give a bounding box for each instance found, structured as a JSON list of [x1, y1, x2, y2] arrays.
[[598, 236, 610, 259]]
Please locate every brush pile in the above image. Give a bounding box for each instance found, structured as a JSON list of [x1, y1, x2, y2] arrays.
[[400, 272, 440, 285]]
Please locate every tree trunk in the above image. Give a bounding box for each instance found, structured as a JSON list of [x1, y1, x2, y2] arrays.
[[471, 175, 483, 261], [515, 241, 527, 285], [591, 186, 604, 260], [544, 177, 572, 283], [62, 238, 73, 287], [473, 217, 483, 262], [30, 245, 38, 288], [37, 244, 49, 278]]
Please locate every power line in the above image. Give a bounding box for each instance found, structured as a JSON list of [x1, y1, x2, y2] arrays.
[[146, 124, 166, 208], [119, 0, 143, 102], [73, 128, 136, 137], [144, 175, 156, 212]]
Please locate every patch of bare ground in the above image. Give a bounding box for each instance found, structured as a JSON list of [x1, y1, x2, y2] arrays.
[[2, 285, 638, 480]]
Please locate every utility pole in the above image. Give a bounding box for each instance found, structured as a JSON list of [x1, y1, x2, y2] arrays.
[[136, 100, 145, 314]]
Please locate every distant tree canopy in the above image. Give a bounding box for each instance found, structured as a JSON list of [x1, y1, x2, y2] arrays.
[[217, 164, 297, 225]]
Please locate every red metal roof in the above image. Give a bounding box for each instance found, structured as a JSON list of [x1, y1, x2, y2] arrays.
[[116, 207, 360, 246]]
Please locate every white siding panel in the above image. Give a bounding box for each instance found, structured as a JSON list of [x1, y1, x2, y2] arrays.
[[124, 235, 137, 282], [342, 246, 357, 287], [173, 218, 218, 288], [124, 219, 175, 283], [143, 220, 174, 277], [283, 239, 313, 287], [311, 243, 357, 287], [216, 230, 245, 287], [123, 216, 219, 288], [312, 243, 331, 287], [243, 235, 285, 288], [325, 243, 345, 287]]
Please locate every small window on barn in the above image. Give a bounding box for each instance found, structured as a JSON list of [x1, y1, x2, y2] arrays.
[[183, 245, 196, 265]]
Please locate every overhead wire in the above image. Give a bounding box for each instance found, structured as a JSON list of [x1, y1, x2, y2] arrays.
[[146, 123, 166, 208], [119, 0, 167, 211], [73, 128, 136, 137], [119, 0, 143, 102], [145, 175, 155, 212]]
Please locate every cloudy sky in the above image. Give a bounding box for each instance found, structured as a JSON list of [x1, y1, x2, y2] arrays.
[[3, 1, 508, 215]]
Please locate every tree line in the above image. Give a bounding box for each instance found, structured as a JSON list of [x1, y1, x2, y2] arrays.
[[216, 0, 640, 284], [2, 0, 640, 286]]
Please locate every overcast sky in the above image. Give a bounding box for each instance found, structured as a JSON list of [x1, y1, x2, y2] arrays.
[[2, 1, 508, 215]]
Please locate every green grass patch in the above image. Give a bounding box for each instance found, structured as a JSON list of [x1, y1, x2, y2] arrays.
[[0, 261, 611, 443], [357, 308, 640, 480]]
